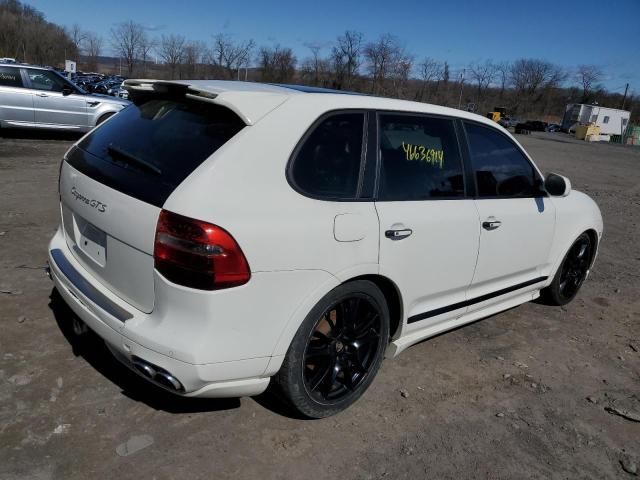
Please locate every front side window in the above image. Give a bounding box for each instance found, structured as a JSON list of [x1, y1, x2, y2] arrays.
[[378, 114, 464, 201], [290, 112, 365, 199], [465, 122, 541, 198], [603, 116, 610, 124], [25, 69, 68, 92], [0, 67, 23, 88]]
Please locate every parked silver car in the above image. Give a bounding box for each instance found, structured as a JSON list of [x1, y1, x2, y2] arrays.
[[0, 63, 129, 132]]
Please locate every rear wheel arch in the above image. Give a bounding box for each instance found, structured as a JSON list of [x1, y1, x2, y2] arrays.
[[344, 274, 403, 340]]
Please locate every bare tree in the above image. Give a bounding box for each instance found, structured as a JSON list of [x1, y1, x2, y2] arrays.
[[110, 21, 145, 75], [69, 23, 86, 54], [363, 34, 406, 95], [159, 34, 185, 79], [183, 40, 206, 79], [210, 34, 255, 79], [331, 30, 363, 89], [576, 65, 603, 102], [417, 57, 442, 101], [85, 33, 102, 71], [494, 61, 510, 99], [468, 61, 497, 104], [510, 58, 566, 114], [138, 32, 157, 76], [258, 45, 296, 83]]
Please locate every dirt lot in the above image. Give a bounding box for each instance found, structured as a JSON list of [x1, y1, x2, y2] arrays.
[[0, 131, 639, 480]]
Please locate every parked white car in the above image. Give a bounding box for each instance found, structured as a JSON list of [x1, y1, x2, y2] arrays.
[[47, 80, 603, 417], [0, 63, 128, 132]]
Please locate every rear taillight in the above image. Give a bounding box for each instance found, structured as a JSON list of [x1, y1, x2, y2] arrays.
[[153, 210, 250, 290]]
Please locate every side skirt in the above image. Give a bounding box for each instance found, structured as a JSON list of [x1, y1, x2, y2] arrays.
[[386, 289, 541, 358]]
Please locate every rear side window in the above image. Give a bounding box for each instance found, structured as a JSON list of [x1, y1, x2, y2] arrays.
[[465, 122, 541, 198], [378, 114, 464, 200], [0, 67, 23, 88], [67, 98, 245, 207], [289, 112, 365, 200]]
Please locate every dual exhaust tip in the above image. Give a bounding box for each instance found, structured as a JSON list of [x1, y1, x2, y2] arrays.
[[132, 356, 184, 392]]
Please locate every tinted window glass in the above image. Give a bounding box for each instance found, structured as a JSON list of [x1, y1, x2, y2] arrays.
[[0, 67, 23, 87], [67, 98, 245, 207], [378, 115, 464, 200], [291, 113, 364, 199], [465, 123, 540, 197], [26, 69, 67, 92]]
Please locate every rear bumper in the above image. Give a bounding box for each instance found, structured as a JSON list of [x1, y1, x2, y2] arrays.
[[47, 227, 270, 398]]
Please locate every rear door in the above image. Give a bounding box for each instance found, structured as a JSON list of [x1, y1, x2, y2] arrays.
[[0, 66, 34, 125], [374, 113, 480, 330], [59, 95, 246, 312], [463, 122, 555, 308], [24, 68, 88, 128]]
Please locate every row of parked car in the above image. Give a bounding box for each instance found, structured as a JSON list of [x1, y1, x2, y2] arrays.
[[63, 71, 129, 99], [497, 118, 561, 134]]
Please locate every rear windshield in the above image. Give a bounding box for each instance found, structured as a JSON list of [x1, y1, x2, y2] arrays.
[[67, 98, 245, 207]]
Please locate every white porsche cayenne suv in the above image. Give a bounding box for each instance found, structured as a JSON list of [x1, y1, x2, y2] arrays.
[[48, 80, 603, 418]]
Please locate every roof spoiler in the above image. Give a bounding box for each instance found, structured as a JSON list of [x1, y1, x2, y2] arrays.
[[121, 79, 289, 125], [122, 79, 218, 103]]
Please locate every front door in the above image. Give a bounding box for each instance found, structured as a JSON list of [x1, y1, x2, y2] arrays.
[[463, 121, 555, 309], [375, 113, 480, 331], [24, 68, 87, 129]]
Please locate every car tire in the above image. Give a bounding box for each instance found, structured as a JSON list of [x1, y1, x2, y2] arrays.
[[96, 112, 114, 125], [541, 233, 593, 306], [273, 280, 390, 418]]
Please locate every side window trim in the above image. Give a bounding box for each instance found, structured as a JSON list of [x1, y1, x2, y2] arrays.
[[286, 109, 369, 202], [372, 110, 470, 201], [454, 118, 477, 198], [461, 119, 547, 199], [19, 68, 31, 89]]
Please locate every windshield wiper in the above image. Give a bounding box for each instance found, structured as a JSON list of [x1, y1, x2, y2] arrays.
[[107, 144, 162, 176]]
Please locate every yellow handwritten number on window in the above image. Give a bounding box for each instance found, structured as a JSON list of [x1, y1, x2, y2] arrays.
[[401, 142, 444, 168]]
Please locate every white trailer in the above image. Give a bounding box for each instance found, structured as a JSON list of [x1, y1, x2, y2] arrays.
[[562, 104, 630, 135]]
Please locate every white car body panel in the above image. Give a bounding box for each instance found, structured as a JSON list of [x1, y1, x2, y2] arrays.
[[48, 80, 603, 398]]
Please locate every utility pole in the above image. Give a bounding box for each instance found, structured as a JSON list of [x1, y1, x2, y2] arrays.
[[457, 69, 465, 109], [621, 83, 629, 110]]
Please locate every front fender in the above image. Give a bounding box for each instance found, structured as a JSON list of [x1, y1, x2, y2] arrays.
[[546, 190, 603, 282]]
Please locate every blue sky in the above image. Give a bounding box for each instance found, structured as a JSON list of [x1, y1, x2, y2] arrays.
[[33, 0, 639, 93]]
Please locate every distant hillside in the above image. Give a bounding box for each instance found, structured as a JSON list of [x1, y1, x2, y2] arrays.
[[0, 0, 77, 66]]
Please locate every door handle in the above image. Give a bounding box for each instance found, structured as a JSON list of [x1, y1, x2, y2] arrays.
[[385, 228, 413, 240], [35, 93, 48, 97], [482, 220, 502, 231]]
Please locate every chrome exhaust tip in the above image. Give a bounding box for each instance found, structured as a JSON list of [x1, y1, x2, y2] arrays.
[[45, 263, 52, 280], [132, 360, 156, 379], [154, 372, 183, 391], [131, 357, 184, 392]]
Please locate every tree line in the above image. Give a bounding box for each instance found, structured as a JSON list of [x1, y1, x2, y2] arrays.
[[0, 0, 635, 122]]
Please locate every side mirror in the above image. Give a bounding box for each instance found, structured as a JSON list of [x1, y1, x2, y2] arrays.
[[62, 86, 73, 96], [544, 173, 571, 197]]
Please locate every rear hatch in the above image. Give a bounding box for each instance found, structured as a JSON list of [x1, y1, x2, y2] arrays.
[[59, 88, 246, 312]]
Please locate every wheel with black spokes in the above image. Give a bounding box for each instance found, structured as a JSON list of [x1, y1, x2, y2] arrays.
[[274, 280, 390, 418], [542, 232, 594, 306]]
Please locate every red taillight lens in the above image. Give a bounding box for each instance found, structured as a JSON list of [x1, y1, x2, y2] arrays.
[[153, 210, 250, 290]]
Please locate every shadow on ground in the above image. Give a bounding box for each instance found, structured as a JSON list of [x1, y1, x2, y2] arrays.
[[48, 288, 242, 414], [0, 129, 84, 141]]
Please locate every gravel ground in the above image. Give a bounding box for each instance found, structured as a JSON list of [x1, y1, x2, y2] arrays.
[[0, 131, 639, 480]]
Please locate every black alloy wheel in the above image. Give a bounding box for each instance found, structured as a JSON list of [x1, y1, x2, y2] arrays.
[[303, 295, 382, 403], [541, 232, 594, 306], [558, 234, 592, 301], [274, 280, 390, 418]]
